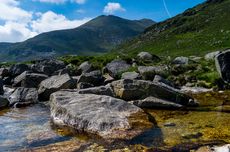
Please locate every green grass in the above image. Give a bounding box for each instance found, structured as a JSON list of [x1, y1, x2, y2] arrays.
[[114, 0, 230, 58]]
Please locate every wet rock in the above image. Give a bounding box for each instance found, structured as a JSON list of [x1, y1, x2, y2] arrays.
[[77, 61, 93, 74], [78, 70, 104, 87], [182, 132, 203, 139], [0, 68, 9, 77], [215, 49, 230, 83], [153, 75, 175, 88], [205, 51, 220, 61], [133, 96, 183, 109], [38, 74, 75, 101], [111, 79, 197, 106], [164, 122, 176, 127], [8, 87, 38, 107], [9, 64, 30, 77], [172, 57, 189, 65], [0, 78, 3, 95], [121, 72, 141, 80], [0, 96, 9, 109], [31, 59, 66, 76], [50, 91, 153, 139], [13, 71, 48, 88], [104, 59, 131, 78], [78, 85, 115, 97]]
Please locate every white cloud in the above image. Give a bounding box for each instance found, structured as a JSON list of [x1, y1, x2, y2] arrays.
[[0, 0, 91, 42], [0, 0, 32, 22], [31, 11, 90, 33], [34, 0, 86, 4], [103, 2, 126, 14]]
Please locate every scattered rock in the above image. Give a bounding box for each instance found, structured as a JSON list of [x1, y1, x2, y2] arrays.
[[77, 61, 93, 74], [13, 71, 48, 88], [153, 75, 175, 88], [53, 68, 70, 76], [111, 79, 197, 106], [50, 91, 153, 139], [78, 85, 115, 97], [103, 74, 115, 84], [133, 96, 183, 109], [9, 64, 30, 77], [137, 52, 153, 61], [104, 59, 131, 78], [205, 51, 220, 61], [78, 70, 104, 87], [0, 96, 9, 109], [38, 74, 75, 101], [138, 66, 156, 80], [215, 49, 230, 83], [0, 68, 9, 77], [195, 144, 230, 152], [8, 87, 38, 107], [31, 59, 66, 76], [172, 57, 189, 65], [77, 82, 94, 89], [121, 72, 141, 80]]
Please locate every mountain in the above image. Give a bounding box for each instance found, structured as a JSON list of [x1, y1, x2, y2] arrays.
[[115, 0, 230, 58], [0, 15, 155, 62]]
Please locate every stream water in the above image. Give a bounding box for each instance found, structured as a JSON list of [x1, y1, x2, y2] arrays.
[[0, 91, 229, 151]]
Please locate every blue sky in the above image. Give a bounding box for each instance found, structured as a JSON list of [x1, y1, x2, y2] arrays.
[[0, 0, 205, 42]]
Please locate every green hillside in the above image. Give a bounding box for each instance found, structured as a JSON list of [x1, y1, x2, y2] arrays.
[[115, 0, 230, 58], [0, 15, 155, 62]]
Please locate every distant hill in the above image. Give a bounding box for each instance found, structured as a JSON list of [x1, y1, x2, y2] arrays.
[[115, 0, 230, 58], [0, 15, 155, 62]]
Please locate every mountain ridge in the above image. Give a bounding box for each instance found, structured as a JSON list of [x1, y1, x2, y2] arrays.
[[0, 15, 155, 62]]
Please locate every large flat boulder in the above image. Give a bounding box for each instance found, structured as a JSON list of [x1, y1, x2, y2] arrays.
[[8, 87, 38, 107], [38, 74, 75, 101], [111, 79, 197, 107], [215, 49, 230, 83], [50, 91, 153, 139]]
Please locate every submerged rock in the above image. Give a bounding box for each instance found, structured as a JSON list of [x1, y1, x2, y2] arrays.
[[8, 87, 38, 107], [133, 96, 183, 109], [50, 91, 153, 139], [215, 49, 230, 83], [38, 74, 75, 101], [111, 79, 197, 106]]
